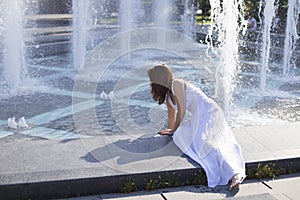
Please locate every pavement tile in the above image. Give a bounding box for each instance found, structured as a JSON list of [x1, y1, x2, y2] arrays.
[[226, 193, 278, 199], [0, 138, 25, 174], [233, 123, 300, 162], [271, 194, 291, 200], [233, 128, 275, 162], [264, 173, 300, 200], [101, 192, 163, 200], [214, 180, 273, 199], [162, 186, 223, 200], [245, 124, 300, 154]]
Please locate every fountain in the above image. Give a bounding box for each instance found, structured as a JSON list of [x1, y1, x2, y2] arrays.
[[0, 0, 299, 136], [206, 0, 247, 115], [120, 0, 143, 31], [0, 0, 25, 91], [259, 0, 277, 91], [72, 0, 89, 70], [153, 0, 173, 28], [205, 0, 300, 124], [119, 0, 143, 59], [230, 0, 300, 125], [282, 0, 299, 75], [182, 0, 196, 38]]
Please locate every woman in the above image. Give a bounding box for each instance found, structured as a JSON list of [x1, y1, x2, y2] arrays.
[[147, 64, 246, 191]]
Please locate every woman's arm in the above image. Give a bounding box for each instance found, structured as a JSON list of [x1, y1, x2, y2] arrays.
[[158, 79, 186, 135], [158, 94, 176, 135], [171, 79, 186, 132], [166, 96, 176, 129]]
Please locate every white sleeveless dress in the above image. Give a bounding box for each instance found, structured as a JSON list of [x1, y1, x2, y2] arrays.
[[168, 81, 245, 187]]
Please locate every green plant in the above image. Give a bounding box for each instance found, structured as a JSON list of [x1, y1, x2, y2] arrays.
[[164, 173, 180, 188], [254, 163, 285, 179], [144, 170, 207, 191], [145, 173, 180, 191], [119, 178, 137, 193], [145, 178, 160, 191]]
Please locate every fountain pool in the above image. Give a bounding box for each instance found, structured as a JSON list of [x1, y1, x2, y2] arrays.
[[0, 0, 299, 141]]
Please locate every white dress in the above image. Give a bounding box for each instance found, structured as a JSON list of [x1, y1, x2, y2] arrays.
[[168, 81, 245, 187]]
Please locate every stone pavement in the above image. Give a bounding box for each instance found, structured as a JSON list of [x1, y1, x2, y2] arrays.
[[1, 122, 300, 199], [60, 173, 300, 200]]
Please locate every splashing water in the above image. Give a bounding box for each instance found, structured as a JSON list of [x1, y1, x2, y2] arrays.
[[72, 0, 89, 70], [120, 0, 143, 31], [0, 0, 25, 90], [259, 0, 277, 91], [152, 0, 173, 48], [119, 0, 143, 59], [183, 0, 196, 38], [0, 0, 298, 129], [153, 0, 173, 28], [206, 0, 246, 115], [282, 0, 299, 75]]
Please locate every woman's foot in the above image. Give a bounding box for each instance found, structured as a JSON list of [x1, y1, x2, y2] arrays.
[[157, 132, 173, 136], [157, 129, 174, 136], [229, 173, 246, 191]]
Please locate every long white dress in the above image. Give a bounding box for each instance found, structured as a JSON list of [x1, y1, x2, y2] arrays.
[[168, 81, 245, 188]]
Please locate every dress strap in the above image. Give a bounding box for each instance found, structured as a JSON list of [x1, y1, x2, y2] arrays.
[[171, 79, 175, 95]]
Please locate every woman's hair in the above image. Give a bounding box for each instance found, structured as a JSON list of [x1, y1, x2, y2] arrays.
[[147, 64, 174, 104]]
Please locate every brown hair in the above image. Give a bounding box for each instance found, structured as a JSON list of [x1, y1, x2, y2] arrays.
[[147, 64, 174, 104]]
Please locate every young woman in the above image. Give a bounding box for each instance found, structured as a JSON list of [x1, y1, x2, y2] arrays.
[[147, 64, 246, 191]]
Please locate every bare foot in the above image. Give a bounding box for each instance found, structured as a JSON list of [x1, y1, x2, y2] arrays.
[[229, 174, 246, 191], [157, 129, 173, 136]]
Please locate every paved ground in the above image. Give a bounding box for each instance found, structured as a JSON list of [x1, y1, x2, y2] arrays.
[[60, 173, 300, 200], [1, 122, 300, 199], [1, 123, 300, 185]]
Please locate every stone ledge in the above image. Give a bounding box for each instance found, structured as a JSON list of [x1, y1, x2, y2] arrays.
[[1, 158, 299, 200]]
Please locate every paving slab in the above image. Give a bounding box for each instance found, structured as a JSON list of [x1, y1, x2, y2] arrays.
[[217, 173, 300, 200], [162, 186, 223, 200], [233, 128, 275, 162], [213, 181, 273, 198], [66, 194, 164, 200], [102, 193, 163, 200], [226, 193, 279, 200], [1, 123, 300, 199], [264, 174, 300, 200], [233, 123, 300, 162], [0, 134, 192, 185]]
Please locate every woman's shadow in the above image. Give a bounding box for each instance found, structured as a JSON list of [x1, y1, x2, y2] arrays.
[[80, 135, 240, 196], [81, 134, 199, 167]]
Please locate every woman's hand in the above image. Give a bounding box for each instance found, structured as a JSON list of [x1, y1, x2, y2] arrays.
[[158, 129, 174, 135]]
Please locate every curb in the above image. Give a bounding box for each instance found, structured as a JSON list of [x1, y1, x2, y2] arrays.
[[1, 157, 300, 200]]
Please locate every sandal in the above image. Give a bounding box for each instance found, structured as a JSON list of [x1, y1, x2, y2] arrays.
[[157, 132, 173, 136], [229, 174, 246, 191]]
